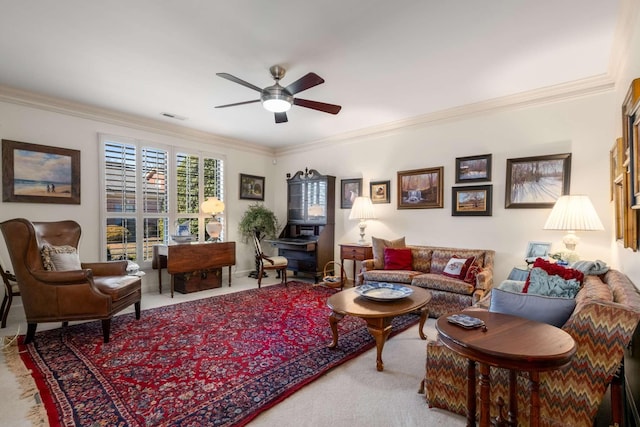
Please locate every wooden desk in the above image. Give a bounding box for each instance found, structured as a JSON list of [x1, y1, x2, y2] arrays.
[[436, 311, 576, 427], [339, 243, 373, 288], [152, 242, 236, 297]]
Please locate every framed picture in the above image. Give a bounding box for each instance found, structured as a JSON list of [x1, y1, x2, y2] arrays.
[[397, 167, 444, 209], [341, 178, 362, 209], [370, 180, 390, 204], [451, 185, 492, 216], [505, 153, 571, 208], [2, 139, 80, 204], [239, 173, 265, 201], [455, 154, 492, 183], [525, 241, 551, 263]]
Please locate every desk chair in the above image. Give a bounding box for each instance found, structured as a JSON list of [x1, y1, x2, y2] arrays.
[[253, 234, 288, 288]]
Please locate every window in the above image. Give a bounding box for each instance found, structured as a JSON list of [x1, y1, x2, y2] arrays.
[[100, 134, 224, 266]]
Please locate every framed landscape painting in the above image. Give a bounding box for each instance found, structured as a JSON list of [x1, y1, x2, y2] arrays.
[[341, 178, 362, 209], [2, 139, 80, 204], [239, 173, 265, 200], [397, 167, 443, 209], [451, 185, 492, 216], [505, 153, 571, 208], [455, 154, 492, 183], [370, 180, 390, 204]]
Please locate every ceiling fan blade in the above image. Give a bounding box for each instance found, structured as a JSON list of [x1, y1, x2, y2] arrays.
[[285, 73, 324, 95], [294, 98, 342, 115], [216, 73, 263, 93], [215, 99, 260, 108], [275, 112, 288, 123]]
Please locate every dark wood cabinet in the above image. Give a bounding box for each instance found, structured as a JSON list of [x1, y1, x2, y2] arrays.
[[266, 168, 335, 282]]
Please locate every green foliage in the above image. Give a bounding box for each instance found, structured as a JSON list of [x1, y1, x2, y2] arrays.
[[238, 203, 280, 242]]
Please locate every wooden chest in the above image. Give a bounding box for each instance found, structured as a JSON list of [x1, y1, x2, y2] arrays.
[[173, 268, 222, 294]]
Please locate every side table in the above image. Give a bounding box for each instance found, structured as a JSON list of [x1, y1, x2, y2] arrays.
[[339, 243, 373, 288], [436, 311, 576, 426]]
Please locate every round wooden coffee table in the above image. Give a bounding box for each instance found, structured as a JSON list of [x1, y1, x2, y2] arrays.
[[436, 310, 576, 427], [327, 285, 431, 371]]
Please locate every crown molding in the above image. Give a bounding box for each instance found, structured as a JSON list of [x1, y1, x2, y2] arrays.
[[0, 85, 275, 156], [608, 0, 639, 84], [276, 74, 615, 156]]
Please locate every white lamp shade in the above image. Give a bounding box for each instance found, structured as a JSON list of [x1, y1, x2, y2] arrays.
[[543, 195, 604, 231], [201, 197, 225, 215], [349, 197, 376, 220]]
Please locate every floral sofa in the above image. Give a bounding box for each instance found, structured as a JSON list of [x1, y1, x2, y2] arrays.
[[359, 237, 495, 318], [423, 269, 640, 426]]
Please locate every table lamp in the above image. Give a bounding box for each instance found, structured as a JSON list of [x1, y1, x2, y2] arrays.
[[349, 196, 376, 244], [543, 195, 604, 253], [201, 197, 225, 241]]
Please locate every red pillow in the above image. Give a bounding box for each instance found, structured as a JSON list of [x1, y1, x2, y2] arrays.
[[383, 247, 413, 270], [523, 258, 584, 292], [463, 262, 483, 284], [442, 255, 475, 279]]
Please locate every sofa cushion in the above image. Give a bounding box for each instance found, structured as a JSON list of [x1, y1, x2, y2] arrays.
[[410, 247, 433, 272], [384, 247, 413, 270], [430, 249, 487, 274], [442, 255, 475, 279], [362, 269, 420, 284], [489, 288, 576, 327], [41, 244, 81, 271], [371, 236, 406, 269], [411, 273, 475, 295]]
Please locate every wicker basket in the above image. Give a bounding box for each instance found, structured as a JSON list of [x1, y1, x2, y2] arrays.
[[319, 261, 346, 289]]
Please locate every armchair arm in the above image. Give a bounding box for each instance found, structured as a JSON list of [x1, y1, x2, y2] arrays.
[[475, 267, 493, 291], [81, 260, 128, 276], [31, 269, 93, 285]]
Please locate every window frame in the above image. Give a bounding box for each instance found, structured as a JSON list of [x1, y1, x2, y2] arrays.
[[99, 134, 225, 268]]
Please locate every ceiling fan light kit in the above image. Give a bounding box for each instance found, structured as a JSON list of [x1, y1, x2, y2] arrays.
[[216, 65, 341, 123]]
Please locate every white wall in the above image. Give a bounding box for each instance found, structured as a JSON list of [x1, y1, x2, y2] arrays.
[[0, 100, 278, 291], [274, 92, 617, 282]]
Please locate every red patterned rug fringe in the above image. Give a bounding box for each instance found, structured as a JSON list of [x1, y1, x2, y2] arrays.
[[9, 282, 420, 426]]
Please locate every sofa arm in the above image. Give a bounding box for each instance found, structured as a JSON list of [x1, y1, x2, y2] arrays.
[[361, 259, 375, 271], [475, 267, 493, 292]]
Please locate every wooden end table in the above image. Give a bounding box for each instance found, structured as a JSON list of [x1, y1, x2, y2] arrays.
[[339, 243, 373, 288], [436, 311, 576, 427], [327, 285, 431, 371]]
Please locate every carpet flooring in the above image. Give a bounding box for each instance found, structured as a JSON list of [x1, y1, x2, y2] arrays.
[[5, 282, 420, 426]]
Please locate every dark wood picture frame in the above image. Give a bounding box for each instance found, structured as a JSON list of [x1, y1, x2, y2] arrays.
[[2, 139, 80, 204], [397, 167, 444, 209], [370, 180, 390, 204], [505, 153, 571, 209], [455, 154, 492, 183], [341, 178, 362, 209], [239, 173, 265, 201], [451, 185, 492, 216]]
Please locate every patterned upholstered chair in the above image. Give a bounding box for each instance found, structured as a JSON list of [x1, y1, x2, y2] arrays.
[[0, 218, 142, 344], [423, 270, 640, 426]]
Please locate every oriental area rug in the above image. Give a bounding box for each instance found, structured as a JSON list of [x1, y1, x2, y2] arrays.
[[4, 282, 420, 427]]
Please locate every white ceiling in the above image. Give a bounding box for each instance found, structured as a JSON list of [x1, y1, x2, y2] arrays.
[[0, 1, 625, 149]]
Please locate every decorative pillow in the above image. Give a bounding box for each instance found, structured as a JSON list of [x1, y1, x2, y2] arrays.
[[524, 267, 582, 298], [383, 247, 413, 270], [463, 262, 483, 284], [523, 258, 584, 292], [489, 288, 576, 328], [442, 255, 475, 279], [371, 236, 406, 269], [41, 244, 81, 271]]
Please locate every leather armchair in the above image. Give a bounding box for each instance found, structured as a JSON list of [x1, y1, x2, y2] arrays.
[[0, 218, 141, 344]]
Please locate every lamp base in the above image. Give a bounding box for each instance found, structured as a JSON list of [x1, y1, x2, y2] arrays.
[[357, 221, 367, 245], [206, 220, 222, 242]]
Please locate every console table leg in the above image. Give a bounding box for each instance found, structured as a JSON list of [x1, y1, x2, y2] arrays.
[[467, 359, 477, 427]]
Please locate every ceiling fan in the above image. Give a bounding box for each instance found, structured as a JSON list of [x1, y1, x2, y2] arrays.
[[215, 65, 342, 123]]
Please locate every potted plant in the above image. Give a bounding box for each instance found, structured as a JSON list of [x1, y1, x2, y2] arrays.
[[238, 203, 281, 278]]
